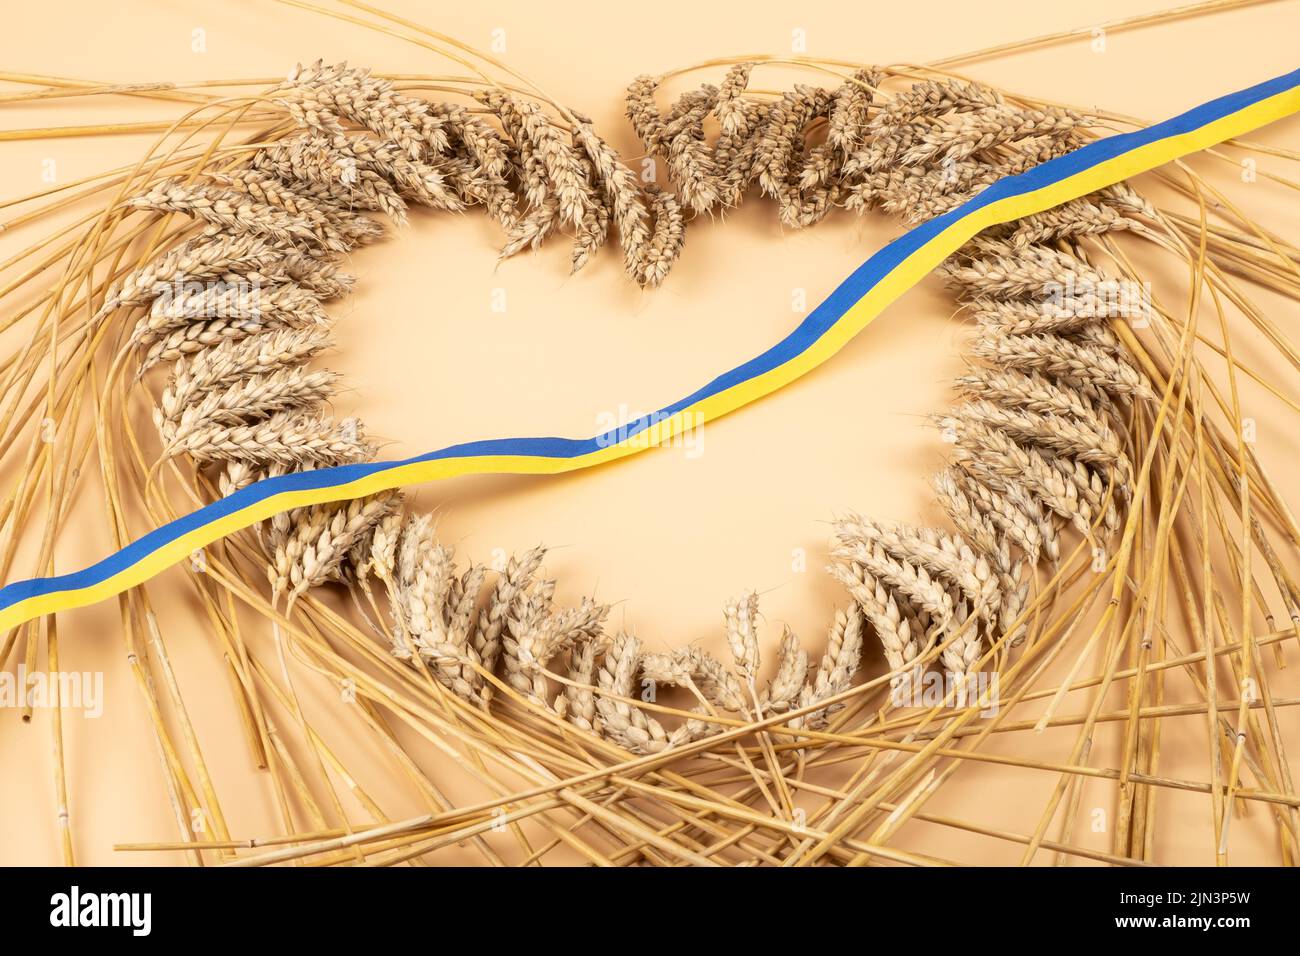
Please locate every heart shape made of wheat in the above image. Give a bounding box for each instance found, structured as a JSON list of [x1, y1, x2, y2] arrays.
[[6, 23, 1300, 866]]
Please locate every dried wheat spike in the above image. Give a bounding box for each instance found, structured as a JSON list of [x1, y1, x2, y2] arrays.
[[715, 103, 769, 206], [928, 476, 1030, 647], [254, 132, 410, 224], [788, 606, 865, 732], [573, 118, 652, 277], [949, 418, 1093, 536], [715, 63, 756, 138], [137, 317, 286, 376], [273, 493, 400, 600], [933, 470, 1010, 568], [279, 61, 449, 160], [134, 280, 329, 348], [385, 517, 492, 701], [967, 332, 1153, 400], [164, 410, 372, 467], [103, 234, 284, 313], [902, 103, 1090, 167], [498, 197, 560, 259], [471, 547, 547, 700], [723, 590, 762, 683], [127, 181, 336, 250], [954, 467, 1055, 565], [848, 78, 1003, 176], [504, 592, 608, 705], [479, 91, 597, 231], [834, 515, 1000, 622], [626, 74, 668, 154], [562, 638, 603, 732], [763, 627, 810, 713], [998, 195, 1144, 248], [640, 644, 747, 715], [829, 559, 921, 685], [208, 169, 384, 249], [943, 399, 1131, 485], [594, 632, 696, 754], [940, 240, 1107, 302], [751, 85, 831, 200], [240, 254, 357, 300], [661, 86, 721, 214], [633, 185, 685, 287], [568, 152, 612, 275], [159, 325, 334, 411], [831, 539, 956, 632], [827, 69, 879, 156], [156, 366, 340, 447], [967, 296, 1110, 338]]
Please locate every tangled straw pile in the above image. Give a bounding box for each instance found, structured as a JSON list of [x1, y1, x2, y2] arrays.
[[1, 0, 1298, 866]]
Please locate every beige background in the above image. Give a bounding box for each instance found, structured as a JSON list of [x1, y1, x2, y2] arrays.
[[0, 0, 1298, 864]]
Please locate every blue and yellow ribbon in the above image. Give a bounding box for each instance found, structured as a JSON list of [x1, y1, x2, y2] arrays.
[[3, 67, 1299, 631]]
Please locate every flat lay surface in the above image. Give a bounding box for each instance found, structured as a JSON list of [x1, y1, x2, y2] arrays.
[[0, 0, 1296, 866]]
